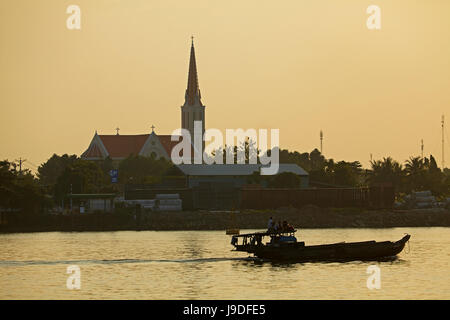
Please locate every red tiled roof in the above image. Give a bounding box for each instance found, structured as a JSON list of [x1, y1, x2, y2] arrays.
[[158, 135, 181, 156], [82, 144, 103, 158], [99, 134, 149, 158], [158, 135, 196, 158]]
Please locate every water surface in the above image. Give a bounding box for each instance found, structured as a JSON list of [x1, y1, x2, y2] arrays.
[[0, 228, 449, 299]]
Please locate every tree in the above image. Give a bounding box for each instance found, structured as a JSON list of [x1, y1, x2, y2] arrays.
[[118, 155, 172, 184], [422, 155, 446, 196], [268, 172, 302, 188], [100, 156, 114, 176], [443, 168, 450, 196], [367, 157, 404, 191], [164, 164, 185, 176], [309, 148, 326, 171], [210, 138, 259, 164], [333, 161, 363, 187], [404, 156, 426, 192], [0, 160, 50, 212], [54, 160, 106, 201], [37, 154, 78, 187]]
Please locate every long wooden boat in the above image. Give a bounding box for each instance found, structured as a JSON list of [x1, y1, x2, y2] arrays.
[[231, 230, 410, 262]]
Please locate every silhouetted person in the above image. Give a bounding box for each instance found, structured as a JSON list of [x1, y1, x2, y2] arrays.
[[275, 221, 282, 233], [267, 217, 274, 232]]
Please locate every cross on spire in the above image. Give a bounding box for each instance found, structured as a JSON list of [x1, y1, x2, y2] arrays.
[[116, 127, 120, 135], [151, 125, 155, 133]]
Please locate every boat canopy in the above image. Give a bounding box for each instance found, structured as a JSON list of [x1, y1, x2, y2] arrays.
[[232, 230, 297, 238]]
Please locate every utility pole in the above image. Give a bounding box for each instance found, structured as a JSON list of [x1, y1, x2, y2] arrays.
[[15, 158, 26, 173], [320, 130, 323, 154], [442, 115, 445, 169], [421, 139, 424, 159]]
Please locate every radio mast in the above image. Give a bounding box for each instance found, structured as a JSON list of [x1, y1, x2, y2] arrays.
[[320, 130, 323, 154], [421, 139, 424, 159], [442, 115, 445, 169]]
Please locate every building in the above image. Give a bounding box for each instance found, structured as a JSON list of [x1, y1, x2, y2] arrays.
[[81, 38, 204, 163], [181, 38, 205, 139], [81, 130, 179, 163], [176, 163, 309, 209], [178, 163, 309, 189], [124, 164, 309, 210], [80, 39, 310, 198]]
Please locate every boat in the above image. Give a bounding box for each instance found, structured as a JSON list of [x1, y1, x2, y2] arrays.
[[231, 230, 411, 262]]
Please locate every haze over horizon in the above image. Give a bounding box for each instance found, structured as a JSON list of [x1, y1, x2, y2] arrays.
[[1, 0, 449, 171]]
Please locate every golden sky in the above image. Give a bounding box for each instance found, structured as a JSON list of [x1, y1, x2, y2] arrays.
[[1, 0, 449, 170]]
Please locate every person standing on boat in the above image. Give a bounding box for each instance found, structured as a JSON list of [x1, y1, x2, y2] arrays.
[[276, 221, 282, 232], [267, 217, 274, 231]]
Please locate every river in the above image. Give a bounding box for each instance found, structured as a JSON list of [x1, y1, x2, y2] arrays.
[[0, 228, 449, 299]]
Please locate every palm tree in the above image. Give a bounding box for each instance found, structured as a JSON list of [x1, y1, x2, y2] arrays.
[[404, 156, 426, 192], [367, 157, 404, 191]]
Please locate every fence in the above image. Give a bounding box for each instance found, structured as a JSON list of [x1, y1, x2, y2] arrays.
[[125, 184, 394, 210], [124, 186, 194, 210], [240, 185, 394, 209]]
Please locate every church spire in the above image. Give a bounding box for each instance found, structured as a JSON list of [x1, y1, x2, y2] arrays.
[[185, 36, 203, 106]]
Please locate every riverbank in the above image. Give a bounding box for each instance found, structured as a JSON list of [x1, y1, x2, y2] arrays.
[[1, 206, 450, 233]]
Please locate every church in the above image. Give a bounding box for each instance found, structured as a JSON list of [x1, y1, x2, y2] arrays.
[[81, 39, 205, 163]]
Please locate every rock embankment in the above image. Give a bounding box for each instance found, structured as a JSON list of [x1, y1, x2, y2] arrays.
[[1, 206, 449, 233]]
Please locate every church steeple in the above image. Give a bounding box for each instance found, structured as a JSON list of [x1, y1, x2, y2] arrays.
[[181, 37, 206, 141], [185, 37, 203, 107]]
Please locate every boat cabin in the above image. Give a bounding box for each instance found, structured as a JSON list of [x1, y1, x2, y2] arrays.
[[231, 230, 300, 250]]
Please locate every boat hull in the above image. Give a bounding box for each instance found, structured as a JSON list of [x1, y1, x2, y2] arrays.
[[235, 234, 410, 262]]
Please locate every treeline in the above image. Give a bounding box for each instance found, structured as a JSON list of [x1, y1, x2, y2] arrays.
[[0, 161, 51, 214], [1, 149, 449, 213], [37, 154, 180, 203], [279, 149, 450, 197]]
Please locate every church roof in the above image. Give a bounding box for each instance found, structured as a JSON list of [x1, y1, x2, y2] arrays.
[[98, 134, 149, 158], [157, 135, 181, 157], [81, 133, 185, 160], [82, 143, 103, 158]]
